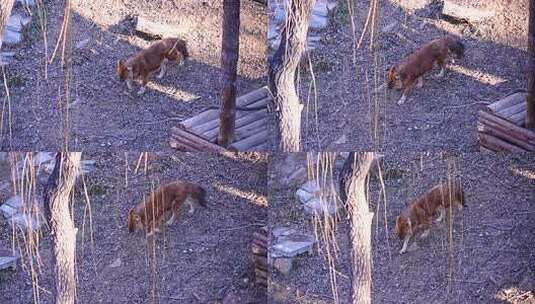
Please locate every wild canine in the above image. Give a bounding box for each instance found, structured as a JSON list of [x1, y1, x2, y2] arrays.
[[117, 38, 189, 95], [127, 181, 207, 236], [386, 35, 465, 105], [395, 179, 465, 254]]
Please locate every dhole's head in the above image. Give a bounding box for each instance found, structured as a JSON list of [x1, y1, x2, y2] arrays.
[[116, 59, 133, 81], [394, 215, 411, 240], [168, 39, 190, 62], [195, 186, 208, 208], [128, 209, 144, 233], [386, 66, 403, 90]]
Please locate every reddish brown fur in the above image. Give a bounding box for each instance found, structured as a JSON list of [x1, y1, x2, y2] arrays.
[[395, 179, 465, 252], [127, 181, 206, 235], [386, 35, 464, 103], [117, 38, 188, 89]]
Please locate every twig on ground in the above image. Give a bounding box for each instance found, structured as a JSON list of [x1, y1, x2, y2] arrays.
[[217, 223, 264, 232]]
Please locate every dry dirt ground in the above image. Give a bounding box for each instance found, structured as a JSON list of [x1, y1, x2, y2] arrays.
[[268, 152, 534, 303], [298, 0, 529, 152], [1, 0, 266, 150], [0, 152, 267, 303]]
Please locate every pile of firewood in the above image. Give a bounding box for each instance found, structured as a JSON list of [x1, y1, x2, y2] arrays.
[[477, 91, 535, 152], [250, 226, 268, 286]]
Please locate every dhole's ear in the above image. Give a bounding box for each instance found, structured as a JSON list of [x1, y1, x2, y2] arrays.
[[118, 59, 124, 67]]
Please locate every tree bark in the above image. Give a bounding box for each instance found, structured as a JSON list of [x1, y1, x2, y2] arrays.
[[526, 0, 535, 129], [43, 152, 81, 304], [0, 0, 16, 49], [218, 0, 241, 147], [339, 152, 376, 304], [268, 0, 315, 152]]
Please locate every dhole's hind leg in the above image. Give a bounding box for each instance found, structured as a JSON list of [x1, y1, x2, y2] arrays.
[[436, 59, 445, 78], [435, 207, 445, 223], [166, 211, 176, 225], [126, 79, 133, 91], [416, 77, 424, 88], [157, 59, 168, 79]]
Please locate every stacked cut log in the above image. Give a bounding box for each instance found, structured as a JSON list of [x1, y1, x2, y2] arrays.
[[477, 91, 535, 152], [169, 87, 271, 151], [250, 226, 268, 287]]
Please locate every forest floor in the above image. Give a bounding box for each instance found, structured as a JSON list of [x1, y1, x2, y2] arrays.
[[299, 0, 529, 152], [268, 152, 534, 303], [1, 0, 266, 150], [0, 152, 268, 303]]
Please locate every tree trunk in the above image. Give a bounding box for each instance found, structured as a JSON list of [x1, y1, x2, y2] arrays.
[[218, 0, 241, 147], [43, 152, 81, 304], [0, 0, 16, 49], [339, 152, 376, 304], [268, 0, 315, 152], [526, 0, 535, 129]]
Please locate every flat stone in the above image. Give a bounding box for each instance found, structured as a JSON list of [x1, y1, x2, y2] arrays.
[[0, 256, 18, 270], [0, 52, 15, 66], [2, 29, 22, 45], [273, 257, 293, 275], [272, 227, 296, 238], [76, 38, 91, 49], [4, 196, 23, 209], [270, 233, 315, 258], [9, 214, 42, 231], [296, 188, 314, 204], [333, 134, 347, 145], [310, 13, 329, 29], [33, 152, 54, 167], [16, 0, 36, 6], [108, 257, 122, 268], [300, 180, 320, 194], [382, 21, 397, 33], [0, 204, 18, 218], [303, 197, 339, 215]]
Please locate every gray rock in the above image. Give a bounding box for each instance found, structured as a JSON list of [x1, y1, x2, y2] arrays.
[[310, 13, 329, 29], [273, 257, 293, 275], [303, 197, 339, 215], [0, 204, 18, 218], [0, 256, 18, 270], [76, 38, 91, 49], [2, 29, 22, 45], [33, 152, 54, 167], [272, 227, 296, 238], [296, 188, 314, 204], [16, 0, 36, 6], [108, 257, 122, 268], [5, 196, 23, 209], [270, 233, 315, 258], [300, 180, 320, 194], [382, 21, 397, 33], [0, 52, 16, 66], [9, 214, 42, 231]]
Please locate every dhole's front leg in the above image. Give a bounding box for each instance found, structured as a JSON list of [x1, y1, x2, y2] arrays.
[[400, 234, 412, 254], [398, 82, 413, 105], [126, 78, 134, 91], [157, 59, 168, 79], [137, 77, 148, 95]]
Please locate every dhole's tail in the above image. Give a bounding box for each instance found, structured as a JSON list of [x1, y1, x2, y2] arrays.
[[448, 38, 465, 59]]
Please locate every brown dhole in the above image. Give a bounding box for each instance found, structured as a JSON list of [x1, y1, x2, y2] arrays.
[[128, 181, 206, 236], [386, 35, 465, 105], [117, 38, 189, 95], [395, 179, 465, 254]]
